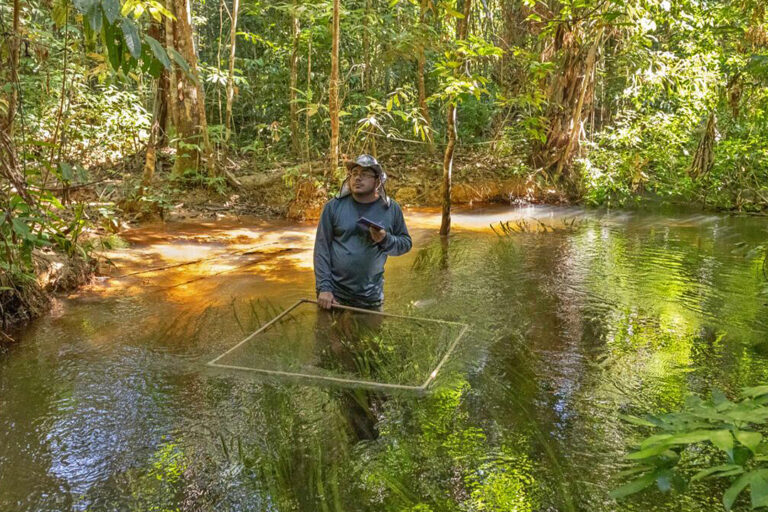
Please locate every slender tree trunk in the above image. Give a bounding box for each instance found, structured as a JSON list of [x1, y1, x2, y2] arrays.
[[306, 37, 312, 162], [328, 0, 341, 177], [164, 14, 179, 137], [440, 105, 456, 236], [0, 0, 33, 237], [142, 67, 169, 194], [0, 133, 31, 205], [224, 0, 240, 143], [289, 0, 301, 156], [3, 0, 21, 137], [689, 112, 717, 180], [216, 0, 224, 127], [439, 0, 471, 237]]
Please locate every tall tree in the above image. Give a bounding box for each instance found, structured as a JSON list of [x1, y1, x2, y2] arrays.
[[142, 21, 170, 193], [328, 0, 341, 177], [439, 0, 471, 237], [166, 0, 213, 176], [534, 4, 606, 184], [225, 0, 240, 143]]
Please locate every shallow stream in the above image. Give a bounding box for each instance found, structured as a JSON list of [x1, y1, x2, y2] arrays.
[[2, 205, 768, 511]]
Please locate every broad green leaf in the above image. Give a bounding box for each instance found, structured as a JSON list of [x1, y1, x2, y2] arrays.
[[120, 19, 141, 59], [145, 35, 171, 70], [87, 5, 102, 32], [12, 218, 31, 239], [691, 464, 743, 481], [744, 386, 768, 399], [751, 471, 768, 508], [655, 469, 674, 492], [735, 431, 762, 453], [104, 22, 122, 71], [617, 465, 654, 478], [724, 472, 753, 510], [710, 430, 734, 460], [74, 164, 88, 183], [729, 409, 768, 423], [626, 444, 673, 460], [610, 472, 656, 500], [713, 389, 729, 406], [72, 0, 96, 15], [168, 48, 191, 75], [666, 430, 714, 445], [59, 162, 73, 181], [102, 0, 120, 24]]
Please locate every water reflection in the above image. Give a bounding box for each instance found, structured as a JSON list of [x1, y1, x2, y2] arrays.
[[2, 206, 768, 510]]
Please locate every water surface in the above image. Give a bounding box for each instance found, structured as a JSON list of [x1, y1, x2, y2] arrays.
[[2, 205, 768, 511]]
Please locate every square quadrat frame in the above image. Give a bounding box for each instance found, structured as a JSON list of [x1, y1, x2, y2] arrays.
[[206, 299, 470, 392]]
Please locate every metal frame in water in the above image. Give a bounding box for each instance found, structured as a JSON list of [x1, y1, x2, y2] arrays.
[[206, 299, 470, 392]]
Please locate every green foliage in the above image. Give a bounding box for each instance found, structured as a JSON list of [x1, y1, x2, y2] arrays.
[[355, 87, 431, 147], [430, 36, 502, 107], [614, 386, 768, 510], [0, 186, 92, 279]]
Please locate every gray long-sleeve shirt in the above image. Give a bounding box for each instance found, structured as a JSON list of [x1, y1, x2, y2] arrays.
[[313, 195, 412, 307]]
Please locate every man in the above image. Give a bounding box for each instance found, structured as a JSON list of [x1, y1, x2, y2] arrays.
[[314, 154, 412, 310]]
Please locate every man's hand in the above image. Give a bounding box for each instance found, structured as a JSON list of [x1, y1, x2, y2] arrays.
[[369, 226, 386, 244], [318, 291, 336, 309]]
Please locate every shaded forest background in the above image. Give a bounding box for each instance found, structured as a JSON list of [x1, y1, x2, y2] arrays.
[[1, 0, 768, 324]]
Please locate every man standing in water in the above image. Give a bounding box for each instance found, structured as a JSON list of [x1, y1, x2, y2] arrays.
[[314, 154, 412, 310]]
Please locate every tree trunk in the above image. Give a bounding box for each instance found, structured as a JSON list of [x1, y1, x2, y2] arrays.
[[224, 0, 240, 143], [439, 0, 471, 237], [289, 0, 301, 156], [328, 0, 341, 177], [306, 37, 312, 162], [440, 105, 456, 236], [216, 0, 224, 127], [688, 112, 717, 180], [552, 26, 603, 181], [167, 0, 213, 176], [3, 0, 21, 137], [0, 132, 32, 206], [457, 0, 471, 42], [141, 20, 169, 195], [142, 69, 169, 193], [537, 24, 603, 182]]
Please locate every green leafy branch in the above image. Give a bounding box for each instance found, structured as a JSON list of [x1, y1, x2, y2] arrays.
[[613, 386, 768, 510]]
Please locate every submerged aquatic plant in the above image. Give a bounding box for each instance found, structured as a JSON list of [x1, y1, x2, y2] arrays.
[[490, 217, 582, 237], [613, 385, 768, 510]]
